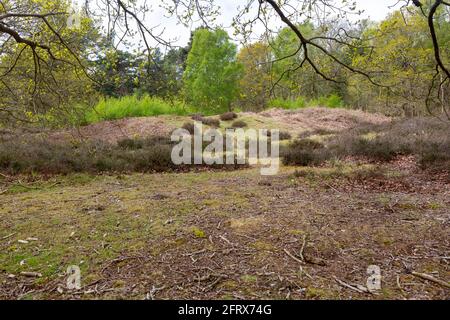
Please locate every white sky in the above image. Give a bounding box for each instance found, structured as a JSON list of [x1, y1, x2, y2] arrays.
[[142, 0, 403, 47], [71, 0, 404, 49]]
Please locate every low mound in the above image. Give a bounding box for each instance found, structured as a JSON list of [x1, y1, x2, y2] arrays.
[[1, 108, 392, 144]]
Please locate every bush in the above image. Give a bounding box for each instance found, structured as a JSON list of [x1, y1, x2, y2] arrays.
[[182, 122, 196, 135], [0, 134, 250, 175], [220, 112, 238, 121], [191, 113, 204, 121], [269, 95, 344, 110], [267, 130, 292, 140], [117, 138, 144, 150], [279, 131, 292, 141], [231, 120, 248, 128], [0, 136, 178, 174], [282, 117, 450, 170], [282, 139, 330, 166], [309, 94, 344, 108], [85, 95, 194, 123], [347, 137, 399, 161], [268, 97, 307, 110], [189, 114, 221, 127], [199, 117, 221, 128]]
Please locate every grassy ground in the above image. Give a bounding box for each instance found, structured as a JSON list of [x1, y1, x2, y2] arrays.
[[0, 162, 448, 300]]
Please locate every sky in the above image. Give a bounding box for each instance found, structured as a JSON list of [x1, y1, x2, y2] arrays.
[[72, 0, 404, 48], [142, 0, 404, 47]]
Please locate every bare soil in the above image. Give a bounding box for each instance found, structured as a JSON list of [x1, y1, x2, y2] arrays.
[[0, 162, 448, 300]]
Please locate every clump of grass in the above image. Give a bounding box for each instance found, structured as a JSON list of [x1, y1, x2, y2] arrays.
[[85, 95, 194, 123], [199, 117, 221, 128], [231, 120, 248, 128], [282, 139, 329, 166], [220, 112, 238, 121], [182, 122, 196, 135], [191, 113, 204, 121], [191, 227, 206, 238], [189, 115, 220, 127], [266, 130, 292, 140], [279, 131, 292, 141]]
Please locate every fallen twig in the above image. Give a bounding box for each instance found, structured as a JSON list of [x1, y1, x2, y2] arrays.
[[299, 234, 307, 262], [20, 271, 42, 278], [333, 276, 368, 294], [146, 285, 165, 300], [411, 271, 450, 289], [219, 235, 233, 246], [0, 172, 10, 179], [1, 233, 16, 241], [284, 249, 304, 264]]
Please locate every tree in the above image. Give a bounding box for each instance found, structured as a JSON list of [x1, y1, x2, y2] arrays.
[[1, 0, 449, 120], [183, 28, 242, 113], [0, 0, 99, 124], [237, 42, 272, 111], [349, 7, 449, 116]]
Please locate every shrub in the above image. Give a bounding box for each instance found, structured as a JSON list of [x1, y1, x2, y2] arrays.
[[199, 117, 221, 128], [309, 94, 344, 108], [269, 95, 344, 110], [191, 113, 204, 121], [0, 136, 177, 175], [349, 137, 399, 161], [268, 97, 306, 110], [85, 95, 194, 123], [220, 112, 238, 121], [231, 120, 248, 128], [117, 138, 144, 150], [0, 134, 250, 175], [284, 117, 450, 170], [267, 130, 292, 140], [279, 131, 292, 141], [182, 122, 196, 135], [189, 115, 221, 127], [282, 139, 330, 166]]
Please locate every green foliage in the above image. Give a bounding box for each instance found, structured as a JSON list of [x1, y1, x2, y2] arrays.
[[0, 0, 99, 125], [85, 95, 194, 123], [268, 97, 307, 110], [349, 9, 449, 115], [237, 42, 272, 111], [268, 95, 344, 110], [309, 94, 344, 108], [183, 29, 243, 113]]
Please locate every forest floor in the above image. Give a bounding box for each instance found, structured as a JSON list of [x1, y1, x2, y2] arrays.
[[0, 108, 449, 300]]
